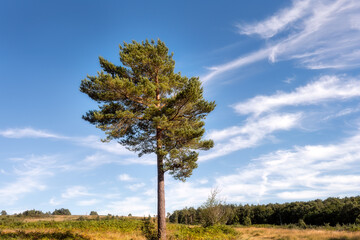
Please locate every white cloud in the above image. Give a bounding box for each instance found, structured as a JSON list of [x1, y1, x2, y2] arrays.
[[200, 113, 301, 161], [76, 135, 131, 155], [79, 152, 156, 169], [201, 48, 270, 83], [0, 128, 65, 139], [49, 197, 62, 206], [166, 177, 212, 210], [197, 178, 209, 185], [0, 178, 46, 205], [77, 199, 100, 206], [104, 197, 154, 216], [237, 0, 311, 38], [284, 76, 295, 84], [122, 155, 156, 165], [216, 131, 360, 203], [118, 174, 134, 182], [0, 155, 59, 205], [127, 183, 145, 191], [323, 105, 360, 121], [234, 75, 360, 116], [202, 0, 360, 82], [61, 186, 92, 199]]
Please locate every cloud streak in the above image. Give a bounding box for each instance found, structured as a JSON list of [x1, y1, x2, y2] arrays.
[[237, 0, 311, 38], [202, 0, 360, 82], [216, 131, 360, 203], [0, 128, 65, 139], [0, 155, 60, 205], [200, 113, 301, 161], [234, 75, 360, 116]]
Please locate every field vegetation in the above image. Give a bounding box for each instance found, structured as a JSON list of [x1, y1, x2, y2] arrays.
[[1, 214, 360, 239]]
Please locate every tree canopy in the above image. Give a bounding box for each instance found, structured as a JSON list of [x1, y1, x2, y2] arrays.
[[80, 39, 215, 239]]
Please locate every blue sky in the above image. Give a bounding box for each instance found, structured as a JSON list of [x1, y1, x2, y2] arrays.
[[1, 0, 360, 216]]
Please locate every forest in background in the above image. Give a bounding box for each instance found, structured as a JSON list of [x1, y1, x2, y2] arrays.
[[169, 196, 360, 227]]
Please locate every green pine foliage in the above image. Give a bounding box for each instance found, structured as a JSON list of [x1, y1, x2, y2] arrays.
[[80, 39, 215, 181]]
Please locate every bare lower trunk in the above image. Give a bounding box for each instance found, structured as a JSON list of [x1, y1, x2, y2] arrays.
[[155, 71, 166, 239], [157, 153, 166, 240]]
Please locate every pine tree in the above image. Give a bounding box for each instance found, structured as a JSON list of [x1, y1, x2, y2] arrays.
[[80, 39, 215, 239]]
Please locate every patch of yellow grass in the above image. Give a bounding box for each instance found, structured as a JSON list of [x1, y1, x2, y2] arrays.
[[237, 227, 360, 240], [1, 229, 146, 240]]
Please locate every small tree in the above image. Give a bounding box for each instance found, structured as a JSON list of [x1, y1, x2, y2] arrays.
[[1, 210, 7, 216], [200, 188, 227, 227], [90, 211, 98, 216], [52, 208, 71, 215], [80, 39, 215, 239], [22, 209, 45, 217], [243, 216, 252, 226]]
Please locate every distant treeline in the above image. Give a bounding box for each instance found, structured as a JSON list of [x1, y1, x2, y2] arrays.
[[169, 196, 360, 226], [1, 208, 72, 217]]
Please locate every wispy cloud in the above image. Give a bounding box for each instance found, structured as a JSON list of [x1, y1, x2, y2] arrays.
[[0, 127, 154, 167], [127, 183, 146, 191], [216, 131, 360, 203], [79, 152, 156, 169], [234, 75, 360, 116], [202, 0, 360, 82], [201, 74, 360, 162], [49, 197, 62, 206], [0, 128, 65, 139], [0, 155, 59, 205], [323, 105, 360, 121], [75, 135, 131, 156], [77, 199, 100, 206], [200, 113, 301, 161], [237, 0, 311, 38], [201, 48, 270, 83], [166, 179, 211, 210], [61, 186, 93, 199], [118, 174, 135, 182], [104, 197, 154, 216]]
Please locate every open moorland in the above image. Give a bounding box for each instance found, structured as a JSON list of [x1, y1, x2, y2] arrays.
[[1, 215, 360, 240]]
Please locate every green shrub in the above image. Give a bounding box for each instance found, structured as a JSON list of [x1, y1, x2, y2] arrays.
[[200, 189, 227, 227], [52, 208, 71, 215], [0, 230, 90, 240], [298, 219, 307, 229], [142, 216, 157, 240], [89, 211, 98, 216], [244, 216, 252, 226]]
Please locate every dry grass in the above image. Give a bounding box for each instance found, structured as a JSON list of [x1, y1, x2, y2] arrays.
[[21, 215, 123, 222], [237, 227, 360, 240], [3, 216, 360, 239], [1, 228, 146, 240]]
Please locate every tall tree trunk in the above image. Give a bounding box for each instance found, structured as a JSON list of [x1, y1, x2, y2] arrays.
[[156, 71, 166, 240], [157, 149, 166, 240]]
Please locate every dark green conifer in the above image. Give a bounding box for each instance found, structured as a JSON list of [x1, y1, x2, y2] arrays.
[[80, 39, 215, 239]]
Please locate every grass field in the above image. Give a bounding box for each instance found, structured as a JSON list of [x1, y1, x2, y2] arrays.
[[1, 215, 360, 239]]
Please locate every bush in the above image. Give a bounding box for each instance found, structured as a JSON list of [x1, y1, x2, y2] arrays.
[[142, 216, 157, 240], [89, 211, 98, 216], [52, 208, 71, 215], [21, 209, 46, 217], [298, 219, 307, 229], [200, 188, 227, 227], [244, 216, 252, 226], [0, 230, 90, 240]]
